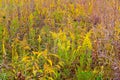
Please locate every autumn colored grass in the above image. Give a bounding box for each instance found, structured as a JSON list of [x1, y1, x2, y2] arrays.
[[0, 0, 120, 80]]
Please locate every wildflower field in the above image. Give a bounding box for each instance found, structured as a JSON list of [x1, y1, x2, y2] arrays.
[[0, 0, 120, 80]]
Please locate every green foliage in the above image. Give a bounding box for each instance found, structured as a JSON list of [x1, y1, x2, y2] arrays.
[[0, 0, 120, 79], [76, 68, 94, 80]]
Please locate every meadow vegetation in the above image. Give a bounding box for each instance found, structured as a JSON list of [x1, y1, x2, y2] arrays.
[[0, 0, 120, 80]]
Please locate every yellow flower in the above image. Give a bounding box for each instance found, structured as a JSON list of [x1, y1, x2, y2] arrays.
[[59, 30, 67, 42], [70, 32, 75, 40], [66, 40, 71, 51], [82, 31, 92, 50], [37, 35, 41, 43], [50, 31, 58, 39]]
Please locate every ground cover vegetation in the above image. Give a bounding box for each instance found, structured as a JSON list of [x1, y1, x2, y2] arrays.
[[0, 0, 120, 80]]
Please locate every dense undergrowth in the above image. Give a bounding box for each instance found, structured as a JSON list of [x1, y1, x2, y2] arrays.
[[0, 0, 120, 80]]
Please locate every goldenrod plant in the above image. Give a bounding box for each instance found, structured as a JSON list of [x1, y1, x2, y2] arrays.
[[0, 0, 120, 80]]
